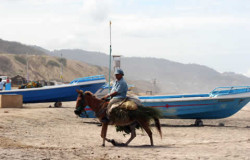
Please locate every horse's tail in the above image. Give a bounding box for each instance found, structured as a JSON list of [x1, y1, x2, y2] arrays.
[[113, 105, 163, 135], [154, 118, 162, 138], [134, 105, 163, 138]]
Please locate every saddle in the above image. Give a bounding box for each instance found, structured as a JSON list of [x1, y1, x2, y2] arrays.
[[107, 97, 142, 115]]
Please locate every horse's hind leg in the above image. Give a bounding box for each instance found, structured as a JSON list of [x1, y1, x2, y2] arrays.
[[138, 120, 153, 146]]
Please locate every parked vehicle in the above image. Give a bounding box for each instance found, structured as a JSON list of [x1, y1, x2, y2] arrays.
[[0, 76, 11, 83]]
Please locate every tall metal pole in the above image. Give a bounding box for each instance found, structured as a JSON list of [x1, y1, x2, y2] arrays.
[[26, 53, 29, 82], [60, 53, 63, 82], [108, 21, 112, 93]]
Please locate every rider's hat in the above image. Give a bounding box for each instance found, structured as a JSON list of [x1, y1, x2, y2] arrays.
[[114, 68, 124, 75]]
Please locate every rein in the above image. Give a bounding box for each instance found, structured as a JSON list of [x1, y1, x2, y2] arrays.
[[77, 93, 107, 118], [95, 101, 107, 118]]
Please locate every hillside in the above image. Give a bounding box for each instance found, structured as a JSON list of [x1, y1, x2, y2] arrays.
[[0, 39, 46, 55], [52, 49, 108, 66], [50, 49, 250, 94], [0, 53, 108, 82], [1, 38, 249, 94]]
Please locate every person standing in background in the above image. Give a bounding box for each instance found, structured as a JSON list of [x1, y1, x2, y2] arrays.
[[0, 78, 5, 91]]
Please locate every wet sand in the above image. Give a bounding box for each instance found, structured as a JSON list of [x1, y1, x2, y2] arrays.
[[0, 102, 249, 160]]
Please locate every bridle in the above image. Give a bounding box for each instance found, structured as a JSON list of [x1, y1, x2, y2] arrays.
[[75, 92, 107, 118], [74, 94, 86, 116]]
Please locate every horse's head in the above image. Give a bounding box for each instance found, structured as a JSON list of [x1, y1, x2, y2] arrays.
[[74, 90, 98, 116], [74, 89, 87, 116]]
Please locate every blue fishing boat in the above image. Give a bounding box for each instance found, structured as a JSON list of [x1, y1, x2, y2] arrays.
[[0, 75, 106, 104], [139, 86, 250, 119], [81, 86, 250, 124]]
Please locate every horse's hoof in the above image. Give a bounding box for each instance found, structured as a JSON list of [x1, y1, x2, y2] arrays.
[[102, 144, 105, 147], [97, 123, 102, 126], [110, 139, 117, 146], [119, 143, 127, 147]]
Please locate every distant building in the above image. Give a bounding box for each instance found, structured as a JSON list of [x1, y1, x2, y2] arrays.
[[11, 75, 27, 86]]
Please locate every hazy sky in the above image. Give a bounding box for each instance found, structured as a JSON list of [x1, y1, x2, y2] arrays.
[[1, 0, 250, 77]]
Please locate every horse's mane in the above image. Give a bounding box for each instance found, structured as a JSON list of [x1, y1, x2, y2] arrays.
[[84, 91, 93, 96], [84, 91, 101, 101]]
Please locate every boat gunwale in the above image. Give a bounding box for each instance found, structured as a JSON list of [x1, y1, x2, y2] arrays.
[[0, 79, 106, 93], [139, 92, 250, 103]]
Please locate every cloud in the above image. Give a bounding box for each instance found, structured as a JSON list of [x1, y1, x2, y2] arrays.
[[111, 14, 250, 41], [0, 0, 250, 76], [80, 0, 112, 23], [244, 69, 250, 78]]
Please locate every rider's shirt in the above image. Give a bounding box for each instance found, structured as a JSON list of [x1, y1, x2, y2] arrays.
[[111, 77, 128, 99]]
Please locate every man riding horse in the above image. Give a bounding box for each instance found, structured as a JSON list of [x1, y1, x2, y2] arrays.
[[74, 68, 162, 146], [101, 68, 128, 123]]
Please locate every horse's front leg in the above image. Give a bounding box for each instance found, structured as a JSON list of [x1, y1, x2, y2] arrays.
[[83, 110, 89, 118], [100, 122, 108, 146]]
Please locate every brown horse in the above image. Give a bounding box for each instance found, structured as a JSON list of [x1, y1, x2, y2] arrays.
[[75, 90, 162, 147]]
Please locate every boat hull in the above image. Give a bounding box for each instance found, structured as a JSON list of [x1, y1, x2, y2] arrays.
[[0, 80, 105, 103], [80, 86, 250, 119], [141, 97, 250, 119]]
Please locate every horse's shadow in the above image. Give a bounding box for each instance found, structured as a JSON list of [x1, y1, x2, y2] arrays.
[[22, 106, 72, 109], [107, 144, 176, 149], [83, 121, 101, 125], [157, 123, 249, 129], [130, 145, 174, 148], [83, 122, 249, 129]]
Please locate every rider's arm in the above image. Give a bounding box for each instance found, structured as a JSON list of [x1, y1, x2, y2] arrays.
[[109, 91, 118, 98], [102, 91, 118, 100], [102, 79, 127, 100]]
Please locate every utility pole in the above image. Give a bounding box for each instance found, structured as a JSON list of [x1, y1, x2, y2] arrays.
[[26, 53, 29, 82], [108, 21, 112, 93], [60, 53, 63, 82], [153, 78, 157, 94]]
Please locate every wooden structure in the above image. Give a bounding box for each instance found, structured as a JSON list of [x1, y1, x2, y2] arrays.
[[11, 75, 27, 86], [0, 95, 23, 108]]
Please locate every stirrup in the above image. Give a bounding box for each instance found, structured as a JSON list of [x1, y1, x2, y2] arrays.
[[101, 117, 110, 123]]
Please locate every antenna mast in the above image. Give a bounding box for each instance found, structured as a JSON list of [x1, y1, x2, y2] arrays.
[[108, 21, 112, 93], [26, 53, 29, 82], [60, 53, 63, 82]]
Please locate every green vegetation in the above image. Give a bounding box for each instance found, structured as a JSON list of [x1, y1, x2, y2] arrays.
[[94, 65, 103, 71], [40, 56, 46, 64], [56, 57, 67, 67], [47, 60, 60, 67], [14, 55, 26, 65], [111, 106, 162, 134]]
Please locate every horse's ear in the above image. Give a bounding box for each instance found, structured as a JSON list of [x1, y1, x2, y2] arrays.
[[84, 91, 92, 96], [76, 89, 83, 94]]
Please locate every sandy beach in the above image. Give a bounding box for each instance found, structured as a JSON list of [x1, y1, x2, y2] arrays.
[[0, 102, 249, 160]]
